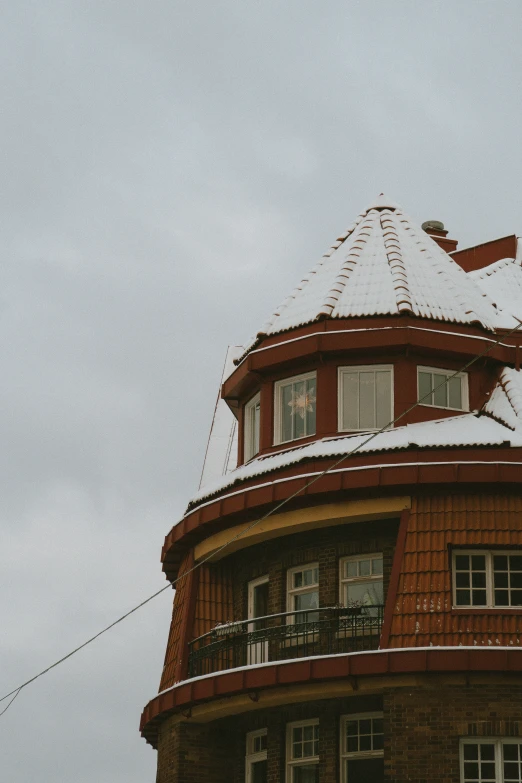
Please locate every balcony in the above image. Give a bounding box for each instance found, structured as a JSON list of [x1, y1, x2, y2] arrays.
[[187, 606, 384, 678]]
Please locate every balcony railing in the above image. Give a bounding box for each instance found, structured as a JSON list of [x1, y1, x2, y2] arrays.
[[187, 605, 384, 678]]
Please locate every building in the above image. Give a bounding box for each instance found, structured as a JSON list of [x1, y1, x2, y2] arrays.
[[140, 195, 522, 782]]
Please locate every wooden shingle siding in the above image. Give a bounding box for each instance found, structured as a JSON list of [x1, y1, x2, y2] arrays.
[[159, 549, 193, 692], [389, 493, 522, 647], [192, 563, 234, 640]]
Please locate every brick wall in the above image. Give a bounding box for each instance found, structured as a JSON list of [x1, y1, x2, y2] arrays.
[[155, 683, 522, 782], [385, 683, 522, 782]]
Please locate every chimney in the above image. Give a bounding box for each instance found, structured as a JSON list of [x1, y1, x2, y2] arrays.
[[421, 220, 458, 253]]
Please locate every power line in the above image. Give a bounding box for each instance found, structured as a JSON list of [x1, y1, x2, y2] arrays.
[[1, 317, 521, 714]]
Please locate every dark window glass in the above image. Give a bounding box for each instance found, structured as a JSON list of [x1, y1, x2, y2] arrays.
[[494, 555, 508, 571], [293, 764, 319, 783], [252, 760, 267, 783], [455, 555, 470, 570], [346, 758, 384, 782]]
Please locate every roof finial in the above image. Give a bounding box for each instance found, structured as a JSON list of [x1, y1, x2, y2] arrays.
[[365, 193, 401, 212]]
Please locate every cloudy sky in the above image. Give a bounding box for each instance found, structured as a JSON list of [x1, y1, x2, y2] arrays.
[[1, 1, 522, 780]]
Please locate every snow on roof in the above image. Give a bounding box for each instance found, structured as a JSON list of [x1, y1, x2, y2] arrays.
[[237, 196, 500, 362], [189, 409, 522, 511], [469, 252, 522, 329], [198, 346, 241, 490], [484, 368, 522, 431]]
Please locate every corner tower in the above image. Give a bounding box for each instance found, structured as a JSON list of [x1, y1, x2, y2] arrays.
[[141, 197, 522, 783]]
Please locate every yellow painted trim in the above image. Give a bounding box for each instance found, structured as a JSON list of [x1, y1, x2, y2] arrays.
[[166, 671, 522, 724], [194, 496, 411, 562]]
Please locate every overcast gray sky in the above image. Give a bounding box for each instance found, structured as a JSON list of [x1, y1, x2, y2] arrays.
[[1, 2, 522, 780]]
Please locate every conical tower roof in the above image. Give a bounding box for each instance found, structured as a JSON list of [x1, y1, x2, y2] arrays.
[[240, 196, 499, 360]]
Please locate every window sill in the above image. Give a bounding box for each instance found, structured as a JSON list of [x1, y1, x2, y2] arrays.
[[273, 433, 316, 448], [451, 608, 522, 616], [418, 402, 468, 413]]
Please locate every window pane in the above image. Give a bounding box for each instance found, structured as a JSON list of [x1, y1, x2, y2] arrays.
[[372, 557, 383, 575], [305, 378, 316, 436], [359, 559, 371, 577], [375, 370, 392, 428], [251, 760, 267, 783], [511, 556, 522, 571], [495, 589, 510, 606], [282, 383, 294, 442], [293, 765, 319, 783], [471, 589, 487, 606], [295, 591, 319, 621], [471, 572, 486, 588], [494, 572, 508, 588], [512, 573, 522, 589], [293, 572, 303, 588], [456, 555, 470, 570], [346, 758, 384, 783], [494, 555, 509, 571], [418, 371, 432, 404], [253, 733, 267, 753], [342, 372, 359, 430], [456, 589, 470, 606], [433, 373, 448, 407], [346, 581, 383, 606], [448, 375, 462, 409], [303, 568, 317, 586], [464, 744, 478, 760], [359, 372, 376, 429], [456, 572, 470, 587], [345, 561, 358, 578], [471, 555, 486, 571]]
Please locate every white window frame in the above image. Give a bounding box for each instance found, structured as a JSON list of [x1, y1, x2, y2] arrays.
[[417, 364, 469, 412], [246, 728, 268, 783], [460, 737, 522, 782], [244, 392, 261, 462], [287, 563, 319, 624], [274, 371, 317, 446], [337, 364, 394, 432], [340, 712, 384, 783], [339, 554, 384, 609], [286, 719, 319, 783], [452, 549, 522, 609]]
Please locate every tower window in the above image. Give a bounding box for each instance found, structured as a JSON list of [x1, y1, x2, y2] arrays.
[[417, 365, 468, 411], [340, 554, 384, 615], [244, 392, 261, 462], [246, 729, 267, 783], [274, 372, 316, 445], [453, 551, 522, 608], [338, 365, 393, 432], [340, 713, 384, 782], [286, 720, 319, 783], [287, 564, 319, 623], [460, 739, 522, 782]]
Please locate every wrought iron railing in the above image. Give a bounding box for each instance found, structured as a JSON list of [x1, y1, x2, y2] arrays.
[[187, 606, 384, 678]]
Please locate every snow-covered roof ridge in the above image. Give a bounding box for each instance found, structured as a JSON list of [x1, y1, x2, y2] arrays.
[[187, 411, 522, 512], [236, 197, 500, 364], [481, 368, 522, 431], [469, 257, 522, 329]]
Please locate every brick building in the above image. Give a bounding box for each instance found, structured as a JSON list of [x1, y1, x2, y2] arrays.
[[140, 195, 522, 782]]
